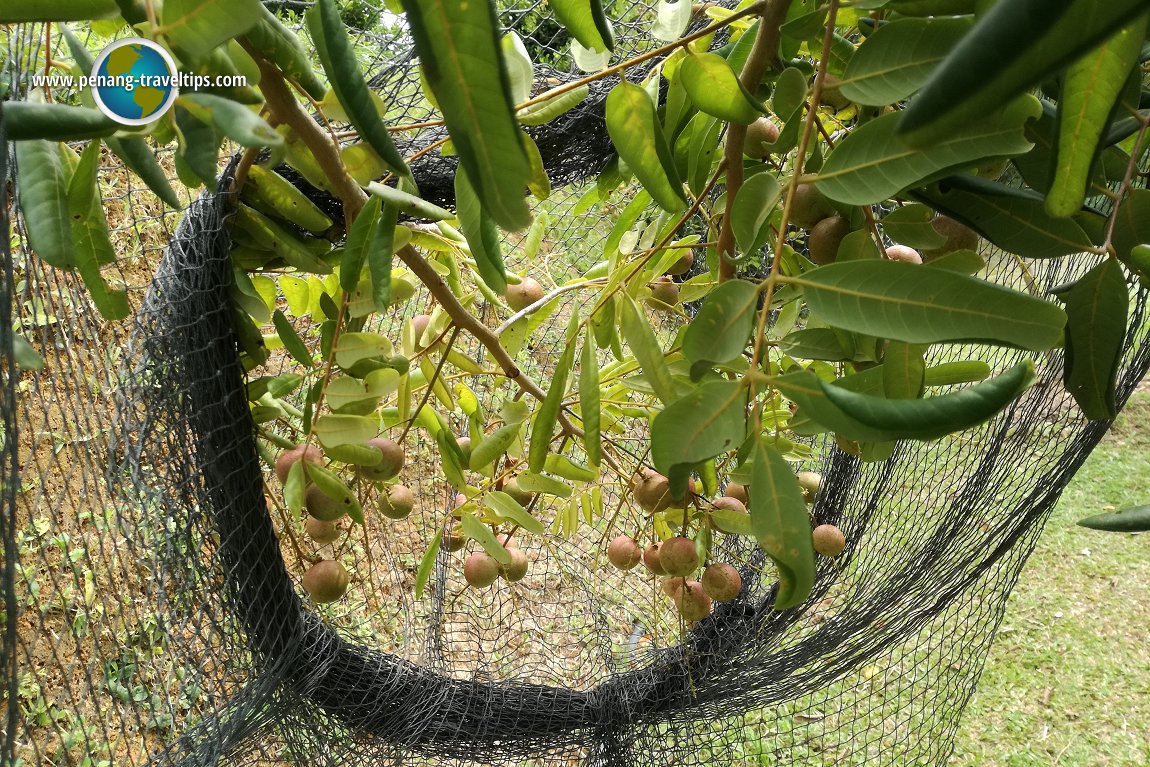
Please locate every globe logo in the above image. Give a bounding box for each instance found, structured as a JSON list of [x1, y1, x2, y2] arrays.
[[90, 38, 179, 126]]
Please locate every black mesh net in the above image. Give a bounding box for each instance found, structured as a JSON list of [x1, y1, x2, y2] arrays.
[[3, 3, 1150, 767]]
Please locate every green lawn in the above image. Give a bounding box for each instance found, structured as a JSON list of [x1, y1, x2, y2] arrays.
[[951, 391, 1150, 767]]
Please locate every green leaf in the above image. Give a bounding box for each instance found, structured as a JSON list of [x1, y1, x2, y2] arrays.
[[682, 279, 759, 366], [246, 165, 333, 234], [1113, 188, 1150, 266], [12, 335, 45, 371], [678, 52, 764, 125], [521, 132, 551, 201], [775, 361, 1036, 441], [915, 174, 1100, 258], [1053, 258, 1128, 420], [174, 106, 221, 187], [517, 85, 591, 126], [14, 140, 74, 269], [651, 0, 691, 43], [501, 32, 534, 105], [529, 314, 578, 473], [305, 463, 364, 524], [899, 0, 1150, 146], [1047, 19, 1146, 217], [485, 492, 546, 534], [366, 181, 453, 222], [368, 204, 398, 312], [710, 506, 754, 536], [749, 438, 815, 611], [795, 260, 1066, 350], [244, 6, 327, 101], [579, 328, 602, 468], [650, 380, 747, 479], [401, 0, 532, 230], [544, 454, 597, 483], [454, 165, 507, 294], [307, 0, 412, 182], [923, 360, 991, 387], [436, 428, 467, 490], [817, 97, 1040, 206], [468, 422, 521, 471], [1077, 505, 1150, 533], [882, 342, 926, 399], [730, 172, 781, 255], [313, 414, 378, 448], [514, 471, 574, 499], [180, 94, 282, 149], [605, 81, 687, 214], [460, 513, 512, 564], [161, 0, 262, 62], [619, 295, 679, 404], [272, 310, 313, 367], [551, 0, 614, 52], [335, 332, 393, 367], [881, 204, 947, 249], [779, 328, 852, 362], [685, 113, 723, 197], [326, 369, 400, 414], [339, 195, 382, 294], [838, 17, 971, 107], [5, 103, 116, 142], [414, 529, 442, 599]]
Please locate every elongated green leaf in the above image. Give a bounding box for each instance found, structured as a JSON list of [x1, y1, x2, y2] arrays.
[[436, 428, 467, 490], [544, 454, 597, 482], [486, 491, 546, 534], [899, 0, 1150, 146], [368, 204, 398, 312], [838, 17, 971, 107], [6, 103, 116, 141], [818, 97, 1039, 205], [339, 195, 382, 293], [501, 32, 534, 105], [529, 316, 578, 473], [180, 94, 282, 149], [307, 0, 411, 182], [552, 0, 614, 51], [750, 438, 815, 611], [401, 0, 532, 230], [619, 295, 678, 404], [244, 6, 327, 100], [469, 422, 521, 471], [174, 106, 221, 187], [779, 328, 851, 362], [67, 143, 129, 319], [313, 414, 378, 448], [460, 512, 513, 564], [685, 113, 722, 197], [162, 0, 261, 62], [15, 140, 74, 269], [327, 369, 400, 413], [335, 332, 392, 367], [923, 360, 991, 387], [1113, 189, 1150, 270], [730, 172, 781, 255], [795, 260, 1067, 351], [1053, 258, 1128, 420], [272, 309, 313, 366], [682, 279, 759, 366], [517, 85, 590, 125], [881, 204, 947, 249], [366, 181, 453, 221], [1077, 505, 1150, 533], [414, 529, 442, 599], [455, 165, 507, 294], [579, 329, 602, 468], [1048, 19, 1145, 217], [515, 471, 573, 498], [650, 380, 747, 478], [915, 174, 1100, 258], [605, 81, 686, 213], [678, 52, 764, 125], [882, 342, 926, 399], [247, 165, 333, 234], [652, 0, 692, 42]]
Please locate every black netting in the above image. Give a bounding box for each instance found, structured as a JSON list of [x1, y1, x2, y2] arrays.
[[3, 3, 1150, 767]]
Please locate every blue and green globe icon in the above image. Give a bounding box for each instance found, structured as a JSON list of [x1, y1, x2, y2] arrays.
[[90, 38, 179, 126]]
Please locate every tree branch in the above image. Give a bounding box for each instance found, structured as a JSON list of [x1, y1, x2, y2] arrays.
[[717, 0, 793, 282]]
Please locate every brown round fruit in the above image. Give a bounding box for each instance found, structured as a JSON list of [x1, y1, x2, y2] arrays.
[[410, 314, 433, 348], [379, 484, 414, 520], [661, 576, 685, 598], [724, 482, 749, 505], [505, 276, 545, 311], [607, 535, 642, 571], [642, 542, 666, 575], [303, 559, 350, 603], [924, 215, 979, 259], [712, 496, 747, 515], [796, 471, 822, 503], [674, 579, 713, 622], [808, 215, 851, 265], [702, 563, 742, 602], [632, 468, 673, 513], [463, 551, 500, 588], [305, 484, 347, 522], [819, 73, 851, 110], [500, 547, 529, 582], [743, 117, 781, 159], [812, 523, 847, 558], [275, 444, 323, 484], [790, 183, 835, 230], [305, 516, 341, 544], [885, 244, 922, 264], [457, 436, 472, 465], [503, 477, 536, 508], [443, 525, 466, 552], [360, 437, 404, 481], [664, 251, 694, 276], [646, 276, 680, 311], [659, 536, 700, 577], [496, 532, 519, 549]]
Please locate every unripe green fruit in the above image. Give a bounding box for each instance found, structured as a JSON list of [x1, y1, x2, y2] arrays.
[[642, 542, 665, 575], [500, 547, 529, 582], [812, 523, 846, 558], [743, 117, 781, 159], [659, 537, 700, 577], [674, 579, 712, 621], [505, 276, 546, 311], [275, 444, 323, 484], [646, 276, 679, 311], [808, 215, 851, 265], [379, 484, 414, 520], [607, 535, 642, 571], [305, 484, 347, 522], [360, 437, 404, 481], [790, 183, 835, 230], [463, 551, 500, 588], [303, 559, 350, 603], [702, 563, 742, 602], [664, 251, 694, 276], [305, 516, 341, 544], [885, 244, 922, 264]]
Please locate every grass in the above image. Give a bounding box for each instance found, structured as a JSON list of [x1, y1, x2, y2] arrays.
[[950, 390, 1150, 767]]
